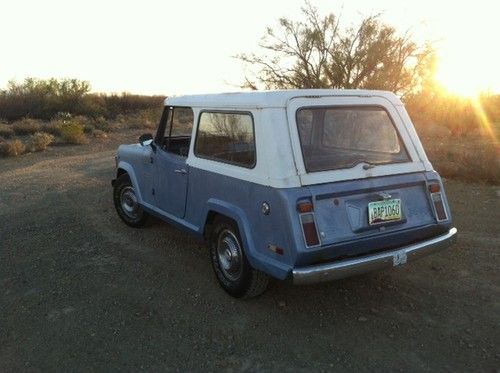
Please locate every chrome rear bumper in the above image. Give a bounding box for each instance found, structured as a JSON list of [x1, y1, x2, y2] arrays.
[[292, 227, 457, 285]]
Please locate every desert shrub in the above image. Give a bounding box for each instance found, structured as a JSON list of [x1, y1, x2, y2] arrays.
[[42, 120, 64, 136], [116, 109, 160, 130], [414, 123, 452, 140], [0, 78, 165, 121], [0, 123, 14, 138], [91, 116, 117, 132], [12, 118, 42, 135], [72, 115, 93, 126], [423, 136, 500, 184], [0, 139, 26, 157], [60, 121, 88, 144], [28, 132, 55, 152], [92, 129, 108, 140], [83, 124, 94, 134]]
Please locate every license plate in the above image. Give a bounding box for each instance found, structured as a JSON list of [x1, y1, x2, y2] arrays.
[[368, 199, 402, 225]]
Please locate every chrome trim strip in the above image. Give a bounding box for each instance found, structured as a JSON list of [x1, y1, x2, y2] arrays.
[[292, 227, 457, 285]]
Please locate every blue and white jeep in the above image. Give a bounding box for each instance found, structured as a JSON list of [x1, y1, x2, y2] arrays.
[[112, 90, 457, 298]]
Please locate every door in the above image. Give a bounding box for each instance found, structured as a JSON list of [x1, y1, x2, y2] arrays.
[[155, 149, 189, 217], [152, 106, 194, 218]]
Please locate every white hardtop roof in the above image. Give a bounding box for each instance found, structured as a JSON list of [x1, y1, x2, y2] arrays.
[[165, 89, 401, 109]]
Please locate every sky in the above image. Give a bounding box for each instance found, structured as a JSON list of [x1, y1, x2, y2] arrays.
[[0, 0, 499, 96]]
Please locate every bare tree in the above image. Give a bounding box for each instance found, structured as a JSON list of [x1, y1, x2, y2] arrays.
[[237, 1, 434, 97]]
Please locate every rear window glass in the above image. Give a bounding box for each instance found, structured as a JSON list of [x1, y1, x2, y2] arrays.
[[296, 106, 409, 172], [194, 111, 256, 168]]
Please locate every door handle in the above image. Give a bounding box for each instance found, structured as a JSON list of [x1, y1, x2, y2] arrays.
[[174, 168, 187, 174]]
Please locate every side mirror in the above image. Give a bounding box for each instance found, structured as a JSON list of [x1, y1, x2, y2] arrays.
[[139, 133, 153, 146]]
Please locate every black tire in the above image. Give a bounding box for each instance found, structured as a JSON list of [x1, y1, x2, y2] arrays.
[[210, 217, 269, 298], [113, 173, 150, 228]]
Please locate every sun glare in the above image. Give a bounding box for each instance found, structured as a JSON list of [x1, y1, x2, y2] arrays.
[[434, 62, 484, 98]]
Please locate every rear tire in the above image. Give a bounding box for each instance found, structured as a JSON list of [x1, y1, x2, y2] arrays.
[[210, 217, 269, 298], [113, 174, 150, 228]]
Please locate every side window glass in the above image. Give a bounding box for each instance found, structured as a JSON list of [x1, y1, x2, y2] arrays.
[[194, 112, 256, 168], [170, 107, 194, 137], [162, 106, 193, 157]]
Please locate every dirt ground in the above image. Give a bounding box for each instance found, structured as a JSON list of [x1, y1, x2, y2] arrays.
[[1, 131, 499, 372]]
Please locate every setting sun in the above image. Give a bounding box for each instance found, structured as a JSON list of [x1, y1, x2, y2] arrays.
[[435, 63, 484, 98], [433, 43, 497, 98]]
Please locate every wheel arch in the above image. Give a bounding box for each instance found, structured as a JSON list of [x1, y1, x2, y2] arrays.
[[201, 199, 289, 279], [202, 200, 254, 258], [116, 161, 144, 203]]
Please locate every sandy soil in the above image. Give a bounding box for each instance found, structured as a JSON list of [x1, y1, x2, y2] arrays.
[[1, 131, 499, 371]]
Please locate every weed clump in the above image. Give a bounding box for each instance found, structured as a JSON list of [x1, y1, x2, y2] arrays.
[[12, 118, 42, 135], [0, 139, 26, 157], [91, 129, 108, 140], [0, 123, 14, 138], [28, 132, 55, 152], [60, 121, 88, 144]]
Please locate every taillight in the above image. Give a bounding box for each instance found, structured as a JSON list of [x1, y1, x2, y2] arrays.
[[428, 183, 440, 193], [297, 200, 314, 213], [428, 183, 448, 221], [297, 200, 320, 247]]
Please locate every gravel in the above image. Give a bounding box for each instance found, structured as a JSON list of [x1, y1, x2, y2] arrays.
[[1, 131, 498, 371]]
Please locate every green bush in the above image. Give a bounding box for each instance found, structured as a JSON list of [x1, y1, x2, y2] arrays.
[[60, 121, 88, 144], [28, 132, 55, 152], [0, 139, 26, 157], [0, 123, 14, 138], [12, 118, 42, 135]]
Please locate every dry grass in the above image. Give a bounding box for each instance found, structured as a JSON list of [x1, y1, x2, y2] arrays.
[[91, 129, 108, 140], [0, 123, 14, 138], [0, 139, 26, 157], [115, 109, 158, 131], [41, 120, 64, 136], [28, 132, 55, 152], [2, 114, 495, 185], [420, 129, 499, 184], [12, 118, 42, 135], [0, 113, 155, 157]]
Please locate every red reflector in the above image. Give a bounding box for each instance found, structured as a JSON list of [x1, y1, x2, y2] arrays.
[[428, 183, 440, 193], [300, 213, 320, 247], [297, 201, 313, 213], [268, 244, 284, 255]]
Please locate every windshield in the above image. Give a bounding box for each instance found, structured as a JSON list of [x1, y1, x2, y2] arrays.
[[296, 106, 410, 172]]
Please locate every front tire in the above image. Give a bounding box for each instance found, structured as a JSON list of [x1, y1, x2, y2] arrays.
[[113, 174, 150, 227], [210, 218, 269, 298]]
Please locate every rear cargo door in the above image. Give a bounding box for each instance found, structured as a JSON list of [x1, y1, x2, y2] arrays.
[[286, 95, 426, 185], [286, 95, 437, 246]]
